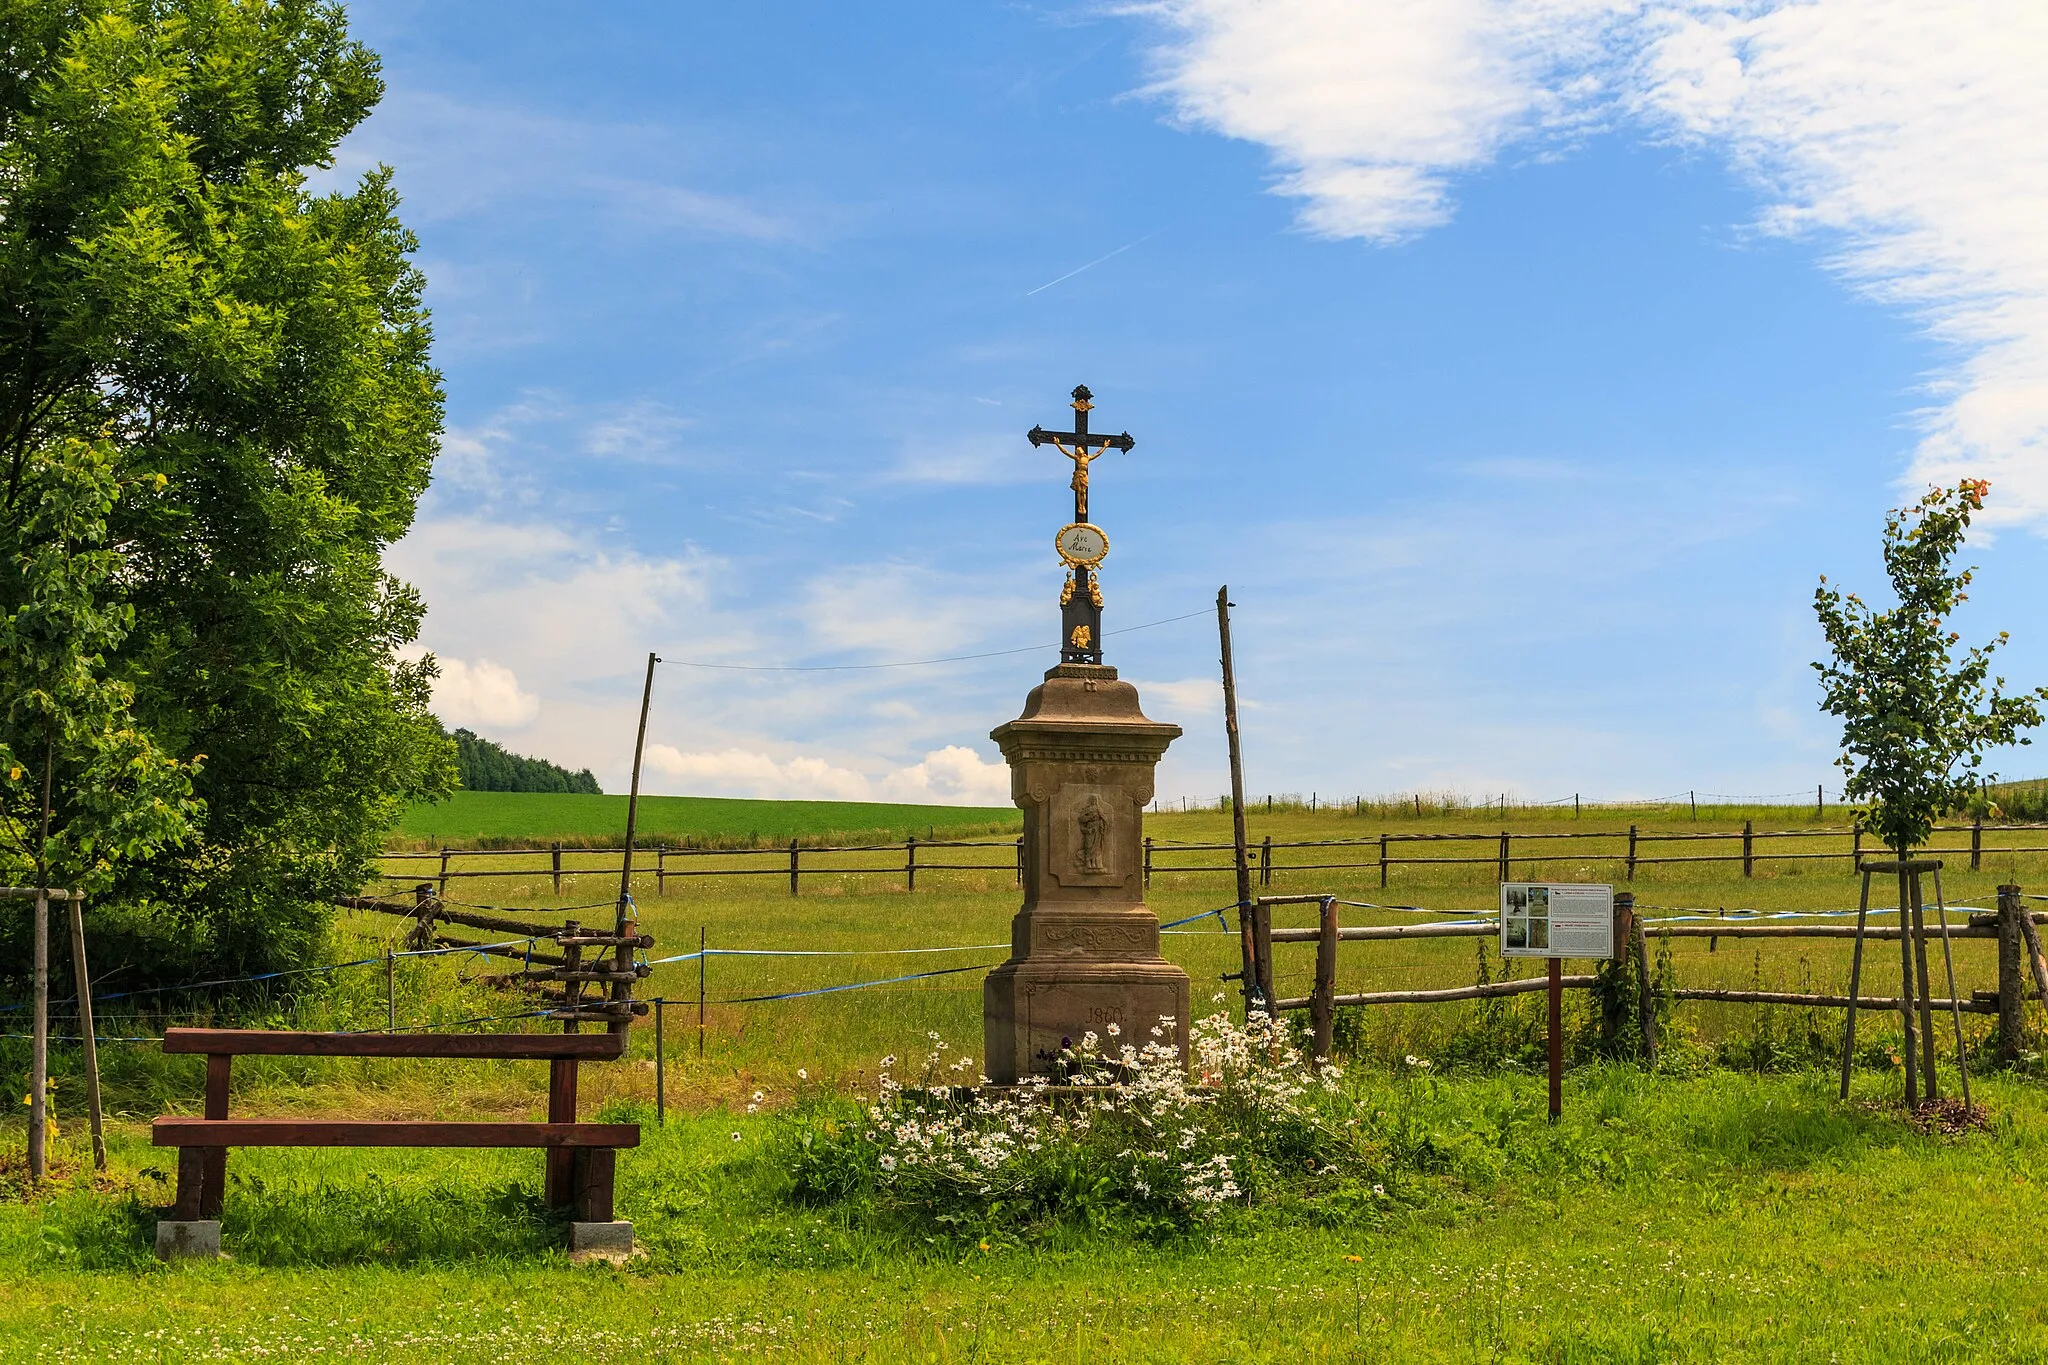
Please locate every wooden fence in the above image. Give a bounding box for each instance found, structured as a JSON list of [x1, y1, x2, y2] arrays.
[[378, 820, 2048, 897], [1251, 885, 2048, 1067]]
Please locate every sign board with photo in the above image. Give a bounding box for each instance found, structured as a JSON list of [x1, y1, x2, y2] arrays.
[[1500, 883, 1615, 959]]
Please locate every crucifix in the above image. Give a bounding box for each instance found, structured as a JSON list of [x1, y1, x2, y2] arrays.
[[1028, 385, 1134, 665]]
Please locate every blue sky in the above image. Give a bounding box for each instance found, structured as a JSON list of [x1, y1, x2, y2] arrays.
[[338, 1, 2048, 806]]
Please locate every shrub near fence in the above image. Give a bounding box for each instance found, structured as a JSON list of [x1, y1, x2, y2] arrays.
[[377, 820, 2048, 897]]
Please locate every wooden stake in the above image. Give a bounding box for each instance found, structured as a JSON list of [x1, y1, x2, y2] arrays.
[[697, 925, 707, 1058], [1547, 957, 1563, 1122], [28, 885, 47, 1184], [386, 950, 396, 1032], [1216, 587, 1257, 1017], [617, 651, 660, 923], [1930, 868, 1970, 1109], [29, 741, 51, 1184], [654, 999, 666, 1125], [66, 897, 104, 1171], [1897, 865, 1919, 1105], [1910, 871, 1939, 1100], [1840, 867, 1874, 1099]]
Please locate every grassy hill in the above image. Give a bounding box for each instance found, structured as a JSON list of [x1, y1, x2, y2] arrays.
[[390, 789, 1019, 849]]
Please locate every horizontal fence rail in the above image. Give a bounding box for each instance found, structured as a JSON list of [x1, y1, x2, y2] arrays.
[[1249, 886, 2048, 1066], [378, 821, 2048, 896]]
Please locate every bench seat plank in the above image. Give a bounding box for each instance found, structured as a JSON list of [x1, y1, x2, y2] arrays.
[[162, 1028, 623, 1061], [152, 1118, 640, 1148]]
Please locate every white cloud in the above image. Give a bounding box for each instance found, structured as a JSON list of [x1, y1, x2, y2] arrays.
[[427, 656, 541, 729], [877, 746, 1014, 805], [1630, 2, 2048, 520], [1137, 1, 2048, 521], [1140, 0, 1627, 243], [645, 743, 1012, 806], [1127, 677, 1222, 723]]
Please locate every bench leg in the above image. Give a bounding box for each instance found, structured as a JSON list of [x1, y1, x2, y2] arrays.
[[200, 1053, 231, 1218], [571, 1148, 616, 1223], [544, 1058, 578, 1208], [173, 1146, 205, 1222]]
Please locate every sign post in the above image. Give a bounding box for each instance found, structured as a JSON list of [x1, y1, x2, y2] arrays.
[[1501, 882, 1615, 1123]]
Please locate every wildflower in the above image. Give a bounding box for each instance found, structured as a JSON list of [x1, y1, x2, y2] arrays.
[[1372, 1184, 1386, 1197], [879, 1154, 897, 1171], [730, 1132, 742, 1142], [753, 1090, 765, 1102], [1105, 1022, 1121, 1037]]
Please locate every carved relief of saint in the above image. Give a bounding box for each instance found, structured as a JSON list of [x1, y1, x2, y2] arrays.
[[1076, 794, 1108, 875]]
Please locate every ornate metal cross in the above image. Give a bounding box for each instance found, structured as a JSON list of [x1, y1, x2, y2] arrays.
[[1028, 384, 1133, 523], [1028, 385, 1134, 665]]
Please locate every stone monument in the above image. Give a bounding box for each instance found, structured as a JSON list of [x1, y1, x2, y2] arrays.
[[984, 387, 1189, 1083]]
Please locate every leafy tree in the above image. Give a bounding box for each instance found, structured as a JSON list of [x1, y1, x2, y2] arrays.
[[450, 728, 602, 796], [0, 0, 453, 990], [1813, 480, 2048, 857], [0, 437, 197, 901]]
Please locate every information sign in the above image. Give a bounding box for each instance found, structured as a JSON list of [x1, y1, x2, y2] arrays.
[[1501, 883, 1614, 959]]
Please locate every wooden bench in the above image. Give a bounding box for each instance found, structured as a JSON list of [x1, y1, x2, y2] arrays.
[[152, 1028, 639, 1233]]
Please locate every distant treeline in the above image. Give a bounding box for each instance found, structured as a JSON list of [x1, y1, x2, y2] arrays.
[[451, 728, 601, 795]]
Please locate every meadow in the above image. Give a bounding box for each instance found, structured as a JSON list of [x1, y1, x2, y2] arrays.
[[5, 798, 2048, 1361]]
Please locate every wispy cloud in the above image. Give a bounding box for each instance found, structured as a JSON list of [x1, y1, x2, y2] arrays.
[[324, 91, 799, 242], [1134, 1, 2048, 522]]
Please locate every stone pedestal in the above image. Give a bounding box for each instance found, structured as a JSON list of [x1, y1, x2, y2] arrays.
[[983, 664, 1187, 1083]]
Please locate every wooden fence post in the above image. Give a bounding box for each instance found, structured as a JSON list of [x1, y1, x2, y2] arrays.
[[1972, 816, 1983, 872], [1260, 835, 1272, 888], [905, 835, 918, 892], [1628, 895, 1659, 1067], [1311, 897, 1339, 1067], [1498, 831, 1510, 883], [1996, 883, 2025, 1063], [1252, 898, 1276, 1018], [411, 882, 436, 952], [1851, 827, 1861, 869], [2017, 892, 2048, 1041], [655, 844, 666, 896], [1742, 820, 1754, 878], [1627, 824, 1637, 882], [1379, 833, 1388, 889], [788, 839, 800, 896], [438, 846, 451, 899], [552, 841, 562, 896]]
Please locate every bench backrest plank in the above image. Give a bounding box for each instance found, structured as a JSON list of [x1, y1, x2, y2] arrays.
[[162, 1028, 623, 1061]]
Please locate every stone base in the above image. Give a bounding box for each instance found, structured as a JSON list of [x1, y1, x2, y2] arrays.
[[155, 1220, 222, 1260], [983, 957, 1189, 1084], [568, 1220, 635, 1262]]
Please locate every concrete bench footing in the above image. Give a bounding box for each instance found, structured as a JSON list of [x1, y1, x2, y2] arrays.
[[156, 1220, 222, 1260], [569, 1220, 634, 1261]]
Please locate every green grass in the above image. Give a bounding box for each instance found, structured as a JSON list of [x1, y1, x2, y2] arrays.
[[8, 801, 2048, 1359], [389, 790, 1018, 849], [5, 1070, 2048, 1360]]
